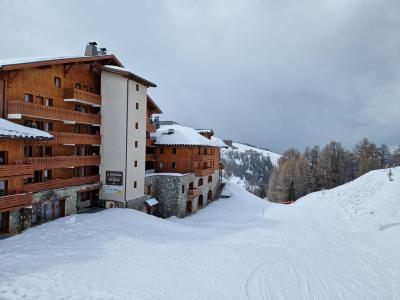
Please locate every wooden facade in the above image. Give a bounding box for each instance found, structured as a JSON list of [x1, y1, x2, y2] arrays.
[[0, 56, 122, 233]]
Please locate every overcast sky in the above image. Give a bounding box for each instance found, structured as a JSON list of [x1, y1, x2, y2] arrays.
[[0, 0, 399, 153]]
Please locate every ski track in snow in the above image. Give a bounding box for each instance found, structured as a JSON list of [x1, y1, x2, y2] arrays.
[[0, 168, 399, 299]]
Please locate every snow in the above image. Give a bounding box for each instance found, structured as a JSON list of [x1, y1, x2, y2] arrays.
[[0, 168, 400, 299], [145, 198, 159, 206], [211, 135, 227, 147], [0, 118, 53, 140], [152, 124, 224, 147], [145, 172, 189, 177], [229, 142, 282, 165], [0, 56, 84, 67]]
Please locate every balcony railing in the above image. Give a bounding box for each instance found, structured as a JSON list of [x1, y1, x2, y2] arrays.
[[24, 155, 100, 170], [0, 193, 32, 212], [8, 101, 101, 125], [0, 164, 33, 178], [64, 88, 101, 107], [24, 175, 100, 193], [146, 153, 156, 161], [45, 132, 101, 145], [187, 188, 201, 199], [195, 168, 215, 177], [194, 154, 215, 161]]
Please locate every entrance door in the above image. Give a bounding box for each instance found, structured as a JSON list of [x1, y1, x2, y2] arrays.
[[0, 212, 10, 234]]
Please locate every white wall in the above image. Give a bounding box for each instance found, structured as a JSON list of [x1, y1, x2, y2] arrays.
[[100, 71, 146, 203]]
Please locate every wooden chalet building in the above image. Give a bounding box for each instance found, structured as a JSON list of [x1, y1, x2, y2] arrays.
[[0, 118, 52, 235], [144, 123, 226, 218], [0, 42, 158, 234]]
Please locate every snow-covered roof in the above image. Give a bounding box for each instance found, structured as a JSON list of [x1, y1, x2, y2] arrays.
[[0, 118, 53, 140], [211, 136, 228, 148], [145, 198, 159, 206], [196, 129, 214, 134], [151, 125, 223, 147], [102, 65, 157, 87]]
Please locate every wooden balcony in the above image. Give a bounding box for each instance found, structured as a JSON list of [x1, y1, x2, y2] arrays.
[[187, 188, 201, 199], [24, 175, 100, 193], [0, 164, 33, 178], [146, 153, 156, 161], [194, 154, 215, 161], [8, 101, 101, 125], [24, 155, 100, 170], [0, 193, 32, 212], [44, 132, 101, 145], [64, 88, 101, 107], [195, 168, 215, 177]]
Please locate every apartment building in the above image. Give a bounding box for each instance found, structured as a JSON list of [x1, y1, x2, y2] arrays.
[[0, 43, 157, 234]]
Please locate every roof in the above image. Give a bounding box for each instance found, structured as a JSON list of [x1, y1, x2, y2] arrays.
[[102, 65, 157, 88], [145, 198, 159, 206], [151, 124, 224, 147], [147, 95, 162, 114], [211, 136, 228, 148], [0, 55, 123, 71], [0, 118, 53, 140]]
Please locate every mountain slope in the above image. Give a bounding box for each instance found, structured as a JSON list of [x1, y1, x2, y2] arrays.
[[0, 168, 399, 299], [221, 141, 282, 197]]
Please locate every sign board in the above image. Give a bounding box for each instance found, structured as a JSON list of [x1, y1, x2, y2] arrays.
[[106, 171, 123, 186], [105, 185, 124, 195]]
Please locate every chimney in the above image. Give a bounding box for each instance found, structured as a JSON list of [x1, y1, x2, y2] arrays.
[[85, 42, 98, 56], [98, 47, 107, 55]]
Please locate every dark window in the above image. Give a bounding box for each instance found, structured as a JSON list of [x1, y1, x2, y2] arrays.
[[0, 152, 7, 165], [198, 195, 204, 207], [134, 160, 138, 167], [160, 148, 164, 154], [75, 83, 82, 89], [24, 94, 33, 102], [198, 178, 203, 186], [182, 185, 185, 193], [136, 84, 139, 91], [136, 102, 139, 110], [54, 77, 62, 88], [172, 162, 176, 169], [134, 181, 137, 188], [0, 180, 7, 196], [208, 175, 212, 183], [36, 121, 44, 130], [186, 200, 192, 213], [24, 146, 33, 157], [172, 148, 177, 155], [135, 141, 138, 148], [135, 122, 139, 129], [189, 182, 194, 190], [44, 122, 53, 131], [34, 170, 42, 182], [45, 146, 52, 156], [45, 98, 53, 107], [44, 169, 52, 180]]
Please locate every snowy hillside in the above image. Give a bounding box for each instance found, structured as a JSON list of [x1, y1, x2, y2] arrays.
[[221, 141, 282, 197], [1, 167, 400, 299]]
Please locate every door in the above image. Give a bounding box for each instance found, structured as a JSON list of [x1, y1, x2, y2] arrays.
[[0, 212, 10, 234]]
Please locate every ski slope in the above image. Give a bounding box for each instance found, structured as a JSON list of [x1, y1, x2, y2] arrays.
[[0, 168, 399, 299]]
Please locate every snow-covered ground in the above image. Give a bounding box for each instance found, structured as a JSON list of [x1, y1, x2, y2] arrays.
[[0, 168, 399, 299], [227, 142, 282, 165]]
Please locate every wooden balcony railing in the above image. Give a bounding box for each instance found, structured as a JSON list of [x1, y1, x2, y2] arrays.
[[187, 188, 201, 199], [8, 101, 101, 125], [194, 154, 215, 161], [44, 132, 101, 145], [64, 88, 101, 107], [0, 164, 33, 178], [0, 193, 32, 212], [195, 168, 215, 177], [146, 153, 156, 161], [24, 155, 100, 170], [24, 175, 100, 193]]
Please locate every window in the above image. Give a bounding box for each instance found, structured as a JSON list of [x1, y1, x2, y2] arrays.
[[36, 121, 44, 130], [198, 178, 203, 186], [54, 77, 61, 88], [172, 162, 176, 169], [44, 122, 53, 131], [24, 94, 33, 103], [0, 180, 7, 197], [45, 146, 52, 156], [34, 170, 42, 182], [208, 175, 212, 183], [134, 181, 137, 188], [134, 160, 138, 167], [45, 98, 53, 107], [198, 195, 204, 207], [186, 200, 192, 213], [160, 147, 164, 154], [136, 102, 139, 110], [172, 148, 177, 155], [135, 141, 138, 148], [160, 162, 164, 169], [75, 83, 82, 89], [182, 185, 185, 194], [0, 152, 7, 165], [44, 169, 52, 181], [135, 122, 139, 129], [136, 84, 139, 91], [24, 146, 33, 157]]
